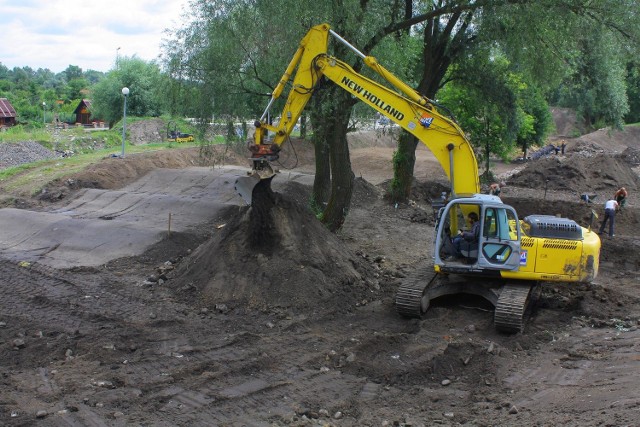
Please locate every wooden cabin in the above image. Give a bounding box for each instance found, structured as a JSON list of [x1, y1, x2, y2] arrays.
[[73, 99, 93, 125], [0, 98, 17, 128]]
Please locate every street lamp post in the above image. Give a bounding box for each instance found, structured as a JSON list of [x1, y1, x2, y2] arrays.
[[121, 87, 129, 157], [42, 102, 46, 125]]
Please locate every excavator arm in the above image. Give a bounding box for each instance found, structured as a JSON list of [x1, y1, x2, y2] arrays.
[[237, 23, 479, 204]]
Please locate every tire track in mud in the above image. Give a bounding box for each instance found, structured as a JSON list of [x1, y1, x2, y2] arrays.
[[71, 316, 376, 424], [0, 260, 163, 331]]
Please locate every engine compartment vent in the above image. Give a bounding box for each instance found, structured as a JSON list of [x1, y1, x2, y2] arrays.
[[523, 215, 583, 240]]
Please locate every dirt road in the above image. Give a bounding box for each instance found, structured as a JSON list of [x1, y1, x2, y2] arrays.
[[1, 127, 639, 426]]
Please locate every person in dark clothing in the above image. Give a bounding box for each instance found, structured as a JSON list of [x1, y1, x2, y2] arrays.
[[614, 187, 628, 209], [452, 212, 480, 256]]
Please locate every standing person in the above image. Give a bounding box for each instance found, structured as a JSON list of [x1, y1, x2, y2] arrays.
[[614, 187, 628, 209], [598, 199, 619, 238], [488, 182, 505, 196], [560, 140, 566, 155]]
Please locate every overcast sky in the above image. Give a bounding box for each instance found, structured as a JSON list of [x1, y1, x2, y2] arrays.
[[1, 0, 189, 73]]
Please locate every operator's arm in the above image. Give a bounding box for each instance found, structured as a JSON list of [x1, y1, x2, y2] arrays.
[[462, 222, 480, 241]]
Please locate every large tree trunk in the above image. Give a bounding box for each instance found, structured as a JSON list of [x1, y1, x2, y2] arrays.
[[389, 131, 418, 203], [311, 131, 331, 210], [321, 89, 354, 232], [391, 11, 469, 200], [309, 82, 333, 211]]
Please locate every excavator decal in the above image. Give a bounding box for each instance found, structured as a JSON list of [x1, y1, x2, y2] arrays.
[[419, 113, 434, 128], [340, 76, 405, 120]]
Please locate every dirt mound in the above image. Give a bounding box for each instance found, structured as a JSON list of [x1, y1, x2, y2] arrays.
[[127, 118, 167, 145], [173, 181, 378, 313], [550, 107, 582, 137], [508, 153, 640, 193], [572, 125, 640, 153], [38, 146, 246, 203], [622, 146, 640, 166]]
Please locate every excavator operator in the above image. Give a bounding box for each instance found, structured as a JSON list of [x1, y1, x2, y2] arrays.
[[450, 212, 480, 259]]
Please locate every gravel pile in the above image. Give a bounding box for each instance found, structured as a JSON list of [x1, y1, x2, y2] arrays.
[[0, 141, 57, 169]]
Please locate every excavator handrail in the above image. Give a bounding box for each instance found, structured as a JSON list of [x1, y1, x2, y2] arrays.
[[253, 23, 479, 197]]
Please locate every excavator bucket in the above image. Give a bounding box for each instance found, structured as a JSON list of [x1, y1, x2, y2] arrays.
[[235, 175, 261, 205], [234, 174, 275, 205]]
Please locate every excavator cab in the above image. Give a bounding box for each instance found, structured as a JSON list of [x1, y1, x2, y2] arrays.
[[435, 195, 521, 273]]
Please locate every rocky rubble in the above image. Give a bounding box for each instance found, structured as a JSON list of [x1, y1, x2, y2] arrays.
[[0, 141, 57, 169]]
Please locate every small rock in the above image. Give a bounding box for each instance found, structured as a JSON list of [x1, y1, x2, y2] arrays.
[[146, 275, 159, 283], [487, 342, 495, 354], [12, 338, 26, 349], [265, 321, 275, 329], [333, 411, 343, 419], [0, 321, 6, 328], [318, 409, 329, 417], [465, 324, 476, 333], [36, 410, 48, 418], [441, 379, 451, 386], [215, 304, 229, 313], [345, 352, 356, 362], [149, 313, 157, 319], [509, 405, 519, 414], [443, 412, 454, 418]]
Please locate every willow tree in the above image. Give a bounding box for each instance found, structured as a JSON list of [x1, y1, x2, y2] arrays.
[[366, 0, 640, 201], [163, 0, 640, 228]]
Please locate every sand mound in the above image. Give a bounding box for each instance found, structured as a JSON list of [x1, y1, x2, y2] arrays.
[[173, 181, 377, 313]]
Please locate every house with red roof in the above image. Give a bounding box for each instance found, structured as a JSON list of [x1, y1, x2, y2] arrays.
[[0, 98, 17, 128]]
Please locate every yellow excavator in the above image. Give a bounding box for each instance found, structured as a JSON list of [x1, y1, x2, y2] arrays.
[[235, 23, 601, 332]]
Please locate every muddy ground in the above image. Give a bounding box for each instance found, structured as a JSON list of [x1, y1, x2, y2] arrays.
[[1, 118, 640, 426]]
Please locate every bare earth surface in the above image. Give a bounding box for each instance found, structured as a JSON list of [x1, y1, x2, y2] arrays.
[[1, 117, 640, 426]]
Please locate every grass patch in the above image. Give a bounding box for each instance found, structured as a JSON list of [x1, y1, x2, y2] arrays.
[[0, 125, 52, 143]]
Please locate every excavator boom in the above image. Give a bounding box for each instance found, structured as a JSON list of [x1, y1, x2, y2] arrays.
[[236, 23, 478, 204]]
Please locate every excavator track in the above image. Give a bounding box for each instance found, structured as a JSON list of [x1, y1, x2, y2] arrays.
[[395, 268, 500, 319], [493, 283, 534, 333], [396, 269, 536, 333], [395, 266, 438, 318]]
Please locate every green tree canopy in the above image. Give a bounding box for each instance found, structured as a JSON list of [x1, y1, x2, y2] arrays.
[[91, 57, 164, 125]]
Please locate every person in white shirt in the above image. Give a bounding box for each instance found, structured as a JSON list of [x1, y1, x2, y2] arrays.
[[598, 199, 619, 237]]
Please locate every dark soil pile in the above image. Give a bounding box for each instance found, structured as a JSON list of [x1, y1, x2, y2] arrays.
[[173, 181, 379, 314], [508, 153, 640, 193]]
